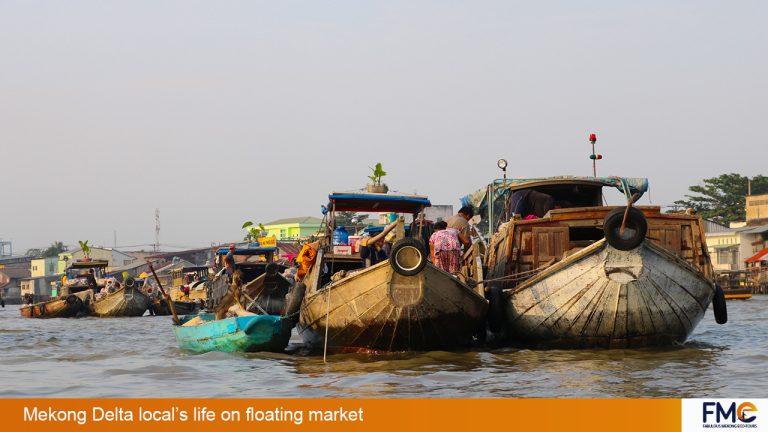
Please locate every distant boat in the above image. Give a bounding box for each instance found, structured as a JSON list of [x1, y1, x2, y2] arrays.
[[471, 176, 727, 348], [19, 290, 92, 318], [715, 270, 753, 300], [298, 190, 488, 352], [172, 314, 288, 353], [20, 259, 106, 319], [91, 282, 149, 317]]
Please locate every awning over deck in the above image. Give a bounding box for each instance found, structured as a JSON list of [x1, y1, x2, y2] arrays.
[[328, 191, 431, 213], [745, 247, 768, 263]]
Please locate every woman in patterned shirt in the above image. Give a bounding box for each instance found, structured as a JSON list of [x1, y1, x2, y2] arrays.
[[429, 220, 462, 274]]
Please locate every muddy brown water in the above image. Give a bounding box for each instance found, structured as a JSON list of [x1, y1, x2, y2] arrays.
[[0, 297, 765, 398]]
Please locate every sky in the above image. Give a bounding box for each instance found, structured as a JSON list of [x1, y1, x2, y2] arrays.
[[1, 0, 766, 254]]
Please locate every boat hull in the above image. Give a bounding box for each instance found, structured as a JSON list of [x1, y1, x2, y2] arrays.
[[172, 314, 289, 353], [299, 261, 488, 352], [91, 286, 149, 317], [723, 288, 752, 300], [150, 299, 201, 316], [503, 240, 715, 348], [19, 290, 92, 319]]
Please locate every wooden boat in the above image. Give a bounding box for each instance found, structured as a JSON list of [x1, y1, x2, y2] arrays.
[[21, 259, 107, 319], [171, 243, 300, 353], [473, 176, 727, 348], [19, 290, 93, 318], [91, 282, 149, 317], [172, 314, 288, 353], [714, 270, 753, 300], [150, 298, 202, 316], [297, 190, 488, 352], [208, 244, 287, 311]]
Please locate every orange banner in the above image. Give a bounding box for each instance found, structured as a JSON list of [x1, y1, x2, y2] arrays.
[[2, 398, 680, 432]]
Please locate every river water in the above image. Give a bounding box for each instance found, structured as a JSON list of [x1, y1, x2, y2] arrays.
[[0, 297, 765, 398]]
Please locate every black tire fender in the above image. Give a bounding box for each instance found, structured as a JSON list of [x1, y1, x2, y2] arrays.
[[603, 207, 648, 251], [487, 284, 506, 333], [66, 295, 80, 306], [389, 238, 428, 276], [265, 263, 279, 277], [283, 282, 306, 323], [713, 283, 728, 324]]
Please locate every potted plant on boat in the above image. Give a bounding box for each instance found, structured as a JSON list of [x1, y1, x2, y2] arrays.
[[78, 240, 91, 262], [366, 162, 388, 193]]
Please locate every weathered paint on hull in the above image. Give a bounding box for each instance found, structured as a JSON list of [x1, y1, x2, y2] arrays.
[[19, 291, 92, 319], [91, 286, 149, 317], [299, 261, 488, 352], [172, 314, 289, 353], [504, 240, 714, 348]]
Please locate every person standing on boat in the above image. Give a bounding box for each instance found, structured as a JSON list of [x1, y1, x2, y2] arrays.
[[446, 206, 473, 250], [224, 244, 236, 281], [359, 220, 398, 267], [429, 221, 461, 273]]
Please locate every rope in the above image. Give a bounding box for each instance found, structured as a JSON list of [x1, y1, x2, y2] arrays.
[[480, 267, 547, 285]]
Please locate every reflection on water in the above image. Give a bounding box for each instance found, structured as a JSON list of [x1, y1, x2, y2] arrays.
[[0, 296, 765, 398]]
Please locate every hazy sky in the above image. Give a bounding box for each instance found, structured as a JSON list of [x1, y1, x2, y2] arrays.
[[1, 1, 766, 253]]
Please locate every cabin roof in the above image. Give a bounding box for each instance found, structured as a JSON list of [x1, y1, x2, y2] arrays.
[[216, 247, 276, 255], [494, 176, 649, 196], [67, 260, 109, 269], [328, 191, 431, 213]]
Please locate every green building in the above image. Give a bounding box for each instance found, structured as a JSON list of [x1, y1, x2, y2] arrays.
[[263, 216, 323, 241]]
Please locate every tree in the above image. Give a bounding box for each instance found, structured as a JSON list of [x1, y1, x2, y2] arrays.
[[335, 212, 369, 228], [42, 241, 67, 258], [673, 173, 768, 223]]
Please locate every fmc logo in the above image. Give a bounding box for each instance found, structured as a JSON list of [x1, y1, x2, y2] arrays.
[[703, 401, 758, 424]]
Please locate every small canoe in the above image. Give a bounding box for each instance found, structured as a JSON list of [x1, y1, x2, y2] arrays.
[[172, 314, 290, 353], [19, 290, 93, 319]]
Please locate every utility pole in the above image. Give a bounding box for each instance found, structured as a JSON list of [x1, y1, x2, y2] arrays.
[[154, 209, 160, 253]]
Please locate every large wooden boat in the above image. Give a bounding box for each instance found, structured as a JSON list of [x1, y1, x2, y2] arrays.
[[471, 176, 727, 348], [297, 190, 488, 352], [19, 290, 93, 318], [91, 282, 149, 317], [179, 243, 299, 353], [20, 259, 108, 319]]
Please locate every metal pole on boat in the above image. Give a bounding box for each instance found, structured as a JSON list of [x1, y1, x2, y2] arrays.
[[589, 133, 602, 177]]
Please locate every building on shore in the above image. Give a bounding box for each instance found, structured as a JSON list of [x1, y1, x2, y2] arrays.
[[0, 256, 33, 304], [263, 217, 323, 241], [57, 247, 135, 273]]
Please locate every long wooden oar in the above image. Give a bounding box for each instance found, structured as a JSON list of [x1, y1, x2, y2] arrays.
[[146, 260, 180, 325]]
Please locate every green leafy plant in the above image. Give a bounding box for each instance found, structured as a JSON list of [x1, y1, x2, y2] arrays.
[[368, 162, 387, 185], [242, 221, 267, 241], [78, 240, 91, 259]]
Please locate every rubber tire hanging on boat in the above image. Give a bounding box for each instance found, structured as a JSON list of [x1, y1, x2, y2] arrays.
[[265, 263, 279, 277], [487, 284, 506, 333], [603, 207, 648, 251], [124, 276, 136, 288], [389, 238, 428, 276], [712, 283, 728, 324], [283, 282, 306, 322], [65, 295, 79, 306]]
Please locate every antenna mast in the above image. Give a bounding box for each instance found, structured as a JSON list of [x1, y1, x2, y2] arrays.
[[154, 209, 160, 253]]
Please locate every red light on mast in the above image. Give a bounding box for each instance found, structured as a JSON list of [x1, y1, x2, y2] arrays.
[[589, 133, 597, 144]]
